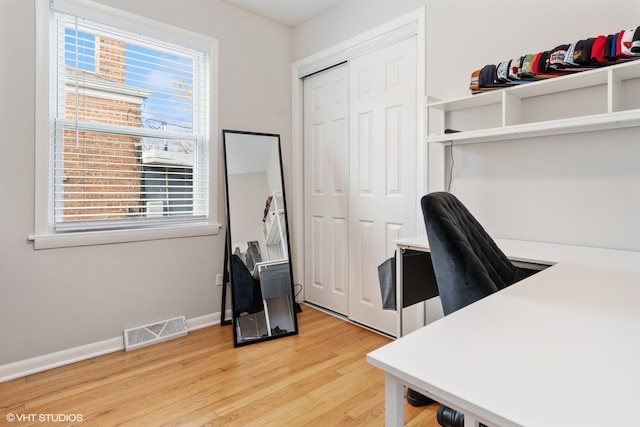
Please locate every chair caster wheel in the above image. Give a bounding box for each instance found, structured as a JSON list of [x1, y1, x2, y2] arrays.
[[406, 388, 434, 407], [437, 405, 465, 427]]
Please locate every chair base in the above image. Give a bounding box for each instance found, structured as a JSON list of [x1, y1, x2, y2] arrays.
[[406, 388, 435, 407], [437, 405, 465, 427]]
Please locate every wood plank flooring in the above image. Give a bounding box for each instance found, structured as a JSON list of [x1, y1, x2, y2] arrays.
[[0, 305, 439, 426]]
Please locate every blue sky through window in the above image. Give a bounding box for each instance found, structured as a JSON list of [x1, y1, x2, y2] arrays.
[[126, 43, 194, 134], [65, 29, 95, 72]]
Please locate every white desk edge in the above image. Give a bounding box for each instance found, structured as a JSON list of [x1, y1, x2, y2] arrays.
[[372, 236, 640, 427]]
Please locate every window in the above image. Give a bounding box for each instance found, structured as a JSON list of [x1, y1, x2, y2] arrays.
[[33, 0, 219, 248]]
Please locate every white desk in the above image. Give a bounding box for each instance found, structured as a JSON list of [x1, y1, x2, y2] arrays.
[[370, 238, 640, 426]]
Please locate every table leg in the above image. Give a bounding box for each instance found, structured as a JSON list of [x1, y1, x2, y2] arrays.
[[385, 373, 405, 426], [395, 248, 404, 338], [463, 414, 481, 427]]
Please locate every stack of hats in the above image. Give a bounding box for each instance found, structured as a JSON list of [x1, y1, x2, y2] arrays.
[[470, 25, 640, 94]]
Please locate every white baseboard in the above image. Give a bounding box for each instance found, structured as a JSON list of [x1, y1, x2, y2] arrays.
[[0, 337, 124, 384], [186, 312, 223, 331], [0, 312, 224, 383]]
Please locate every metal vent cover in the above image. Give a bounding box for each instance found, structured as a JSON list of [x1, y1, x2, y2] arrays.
[[123, 316, 187, 351]]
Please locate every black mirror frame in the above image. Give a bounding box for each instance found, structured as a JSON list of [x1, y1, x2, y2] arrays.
[[221, 129, 298, 347]]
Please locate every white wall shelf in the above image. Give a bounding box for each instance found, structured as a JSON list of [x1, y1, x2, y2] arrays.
[[427, 59, 640, 145]]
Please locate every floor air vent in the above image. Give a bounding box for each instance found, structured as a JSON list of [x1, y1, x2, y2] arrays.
[[124, 316, 187, 351]]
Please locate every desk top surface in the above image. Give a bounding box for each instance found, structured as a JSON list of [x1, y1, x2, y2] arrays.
[[371, 239, 640, 426]]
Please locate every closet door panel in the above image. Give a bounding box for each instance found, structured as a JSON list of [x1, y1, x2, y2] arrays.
[[348, 36, 418, 335], [303, 64, 350, 315]]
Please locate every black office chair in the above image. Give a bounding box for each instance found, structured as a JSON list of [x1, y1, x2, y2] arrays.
[[422, 191, 520, 316], [414, 192, 532, 427]]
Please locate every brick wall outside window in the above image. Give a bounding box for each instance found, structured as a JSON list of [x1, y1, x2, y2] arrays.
[[62, 38, 146, 221]]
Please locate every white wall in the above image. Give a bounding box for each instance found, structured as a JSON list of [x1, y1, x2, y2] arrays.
[[0, 0, 292, 367], [450, 129, 640, 250], [228, 172, 270, 247], [294, 0, 640, 251]]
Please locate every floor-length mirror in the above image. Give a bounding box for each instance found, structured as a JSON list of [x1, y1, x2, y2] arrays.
[[222, 130, 298, 346]]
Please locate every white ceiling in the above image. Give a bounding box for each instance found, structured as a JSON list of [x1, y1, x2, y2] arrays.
[[221, 0, 344, 27]]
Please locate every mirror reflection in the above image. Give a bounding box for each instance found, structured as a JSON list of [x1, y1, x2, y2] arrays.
[[222, 130, 298, 346]]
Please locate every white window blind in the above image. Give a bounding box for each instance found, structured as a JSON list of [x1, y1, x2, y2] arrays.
[[51, 9, 209, 232]]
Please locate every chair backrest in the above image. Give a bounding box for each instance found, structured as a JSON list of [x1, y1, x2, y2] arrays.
[[421, 192, 516, 316]]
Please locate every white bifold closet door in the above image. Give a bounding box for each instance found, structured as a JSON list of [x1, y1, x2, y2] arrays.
[[303, 36, 417, 335], [303, 63, 350, 316]]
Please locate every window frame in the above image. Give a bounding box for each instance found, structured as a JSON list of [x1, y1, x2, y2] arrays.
[[33, 0, 220, 249]]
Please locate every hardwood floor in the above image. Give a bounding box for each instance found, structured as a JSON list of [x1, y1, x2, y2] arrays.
[[0, 305, 439, 426]]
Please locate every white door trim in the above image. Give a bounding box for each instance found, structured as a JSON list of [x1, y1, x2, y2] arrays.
[[295, 21, 418, 79], [291, 8, 426, 301]]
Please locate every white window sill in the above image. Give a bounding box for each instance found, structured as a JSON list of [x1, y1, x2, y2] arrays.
[[29, 223, 221, 250]]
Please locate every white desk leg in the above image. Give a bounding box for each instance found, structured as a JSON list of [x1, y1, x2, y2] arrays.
[[385, 373, 405, 426], [463, 414, 480, 427], [395, 247, 404, 338]]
